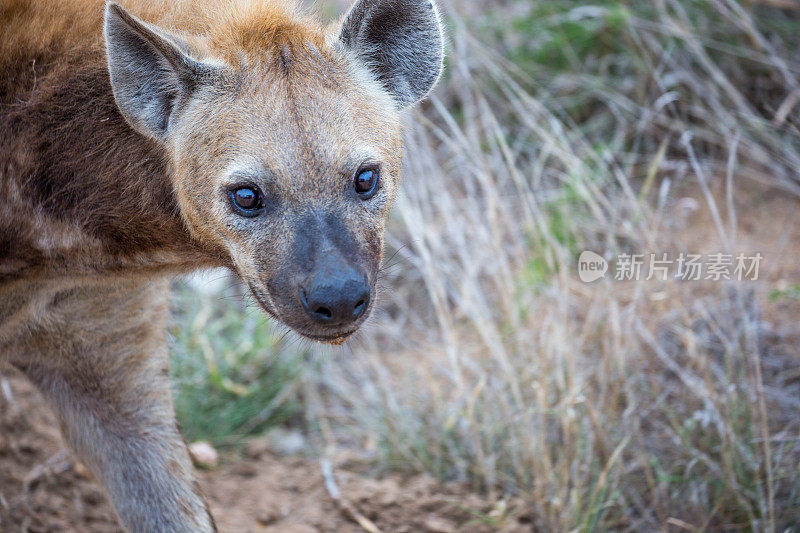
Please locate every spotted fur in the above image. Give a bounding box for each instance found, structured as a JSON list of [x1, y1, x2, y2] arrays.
[[0, 0, 443, 530]]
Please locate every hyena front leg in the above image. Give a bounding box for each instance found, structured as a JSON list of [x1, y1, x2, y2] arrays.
[[15, 279, 216, 533]]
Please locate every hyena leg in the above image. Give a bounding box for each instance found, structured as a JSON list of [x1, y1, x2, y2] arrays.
[[15, 279, 215, 533]]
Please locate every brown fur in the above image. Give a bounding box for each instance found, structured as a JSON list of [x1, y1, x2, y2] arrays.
[[1, 0, 441, 530], [0, 0, 330, 281]]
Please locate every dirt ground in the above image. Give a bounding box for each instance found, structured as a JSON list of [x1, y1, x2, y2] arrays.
[[0, 370, 530, 533]]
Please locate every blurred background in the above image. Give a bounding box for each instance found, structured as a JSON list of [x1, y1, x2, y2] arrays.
[[167, 0, 800, 529], [3, 0, 800, 531]]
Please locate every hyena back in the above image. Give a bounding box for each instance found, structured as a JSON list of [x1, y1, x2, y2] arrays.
[[0, 0, 443, 530]]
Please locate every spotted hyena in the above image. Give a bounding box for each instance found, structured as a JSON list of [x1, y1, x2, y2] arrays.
[[0, 0, 444, 529]]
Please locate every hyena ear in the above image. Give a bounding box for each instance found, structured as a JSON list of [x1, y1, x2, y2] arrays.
[[339, 0, 445, 109], [104, 3, 213, 141]]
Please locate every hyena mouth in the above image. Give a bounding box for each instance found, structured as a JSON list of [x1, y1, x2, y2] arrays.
[[305, 331, 357, 345]]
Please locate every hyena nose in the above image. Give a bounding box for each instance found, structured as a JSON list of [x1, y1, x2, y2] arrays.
[[300, 271, 370, 326]]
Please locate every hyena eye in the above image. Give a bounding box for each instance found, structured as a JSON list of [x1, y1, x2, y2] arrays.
[[228, 186, 264, 217], [354, 166, 380, 199]]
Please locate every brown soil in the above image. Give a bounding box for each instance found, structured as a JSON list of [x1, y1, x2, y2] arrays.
[[0, 370, 529, 533]]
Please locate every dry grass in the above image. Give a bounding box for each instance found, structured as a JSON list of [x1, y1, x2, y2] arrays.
[[293, 0, 800, 530], [171, 0, 800, 530]]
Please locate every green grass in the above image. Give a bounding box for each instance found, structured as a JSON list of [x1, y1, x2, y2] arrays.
[[169, 281, 307, 447], [770, 284, 800, 301], [502, 1, 633, 75]]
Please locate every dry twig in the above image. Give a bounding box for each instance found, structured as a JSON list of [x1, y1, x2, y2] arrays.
[[320, 458, 382, 533]]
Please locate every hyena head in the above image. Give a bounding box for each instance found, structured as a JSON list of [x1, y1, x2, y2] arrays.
[[104, 0, 444, 342]]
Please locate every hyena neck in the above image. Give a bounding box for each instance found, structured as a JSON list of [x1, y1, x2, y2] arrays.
[[0, 51, 225, 284]]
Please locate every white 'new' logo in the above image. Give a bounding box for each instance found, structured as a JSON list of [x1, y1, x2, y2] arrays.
[[578, 251, 608, 283]]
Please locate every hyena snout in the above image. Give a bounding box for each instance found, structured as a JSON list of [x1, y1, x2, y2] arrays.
[[300, 255, 370, 327]]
